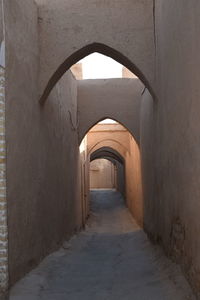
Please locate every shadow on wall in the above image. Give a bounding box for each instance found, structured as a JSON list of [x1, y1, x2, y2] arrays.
[[6, 12, 153, 291]]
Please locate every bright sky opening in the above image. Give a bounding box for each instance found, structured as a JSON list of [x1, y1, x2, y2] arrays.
[[80, 53, 122, 124], [80, 53, 123, 79], [99, 119, 117, 124]]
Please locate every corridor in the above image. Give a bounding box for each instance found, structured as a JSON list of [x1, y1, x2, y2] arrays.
[[9, 190, 194, 300]]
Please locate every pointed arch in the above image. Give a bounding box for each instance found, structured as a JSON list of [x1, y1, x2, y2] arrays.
[[88, 139, 129, 159], [89, 146, 126, 197], [90, 146, 125, 165], [79, 116, 139, 147], [40, 43, 156, 105]]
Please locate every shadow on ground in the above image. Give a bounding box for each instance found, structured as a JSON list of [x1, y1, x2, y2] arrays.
[[9, 190, 195, 300]]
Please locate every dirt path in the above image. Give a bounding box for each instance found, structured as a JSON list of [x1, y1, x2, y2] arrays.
[[9, 190, 195, 300]]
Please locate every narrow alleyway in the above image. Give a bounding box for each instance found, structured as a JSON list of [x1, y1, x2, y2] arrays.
[[9, 190, 194, 300]]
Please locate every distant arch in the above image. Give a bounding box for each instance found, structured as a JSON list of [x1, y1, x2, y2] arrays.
[[80, 116, 139, 148], [90, 147, 125, 165], [98, 157, 117, 166], [79, 115, 138, 146], [88, 139, 129, 157], [89, 147, 126, 197], [40, 43, 155, 105]]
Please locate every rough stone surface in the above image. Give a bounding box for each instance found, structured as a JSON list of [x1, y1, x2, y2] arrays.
[[9, 190, 195, 300]]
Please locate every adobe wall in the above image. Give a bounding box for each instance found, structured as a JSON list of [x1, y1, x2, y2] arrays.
[[4, 0, 200, 296], [4, 0, 38, 287], [122, 67, 137, 79], [90, 147, 125, 197], [71, 63, 83, 80], [125, 134, 143, 226], [78, 78, 143, 144], [90, 159, 116, 189], [79, 136, 90, 227], [5, 0, 82, 286], [152, 1, 200, 292], [35, 0, 155, 102], [136, 1, 200, 293], [140, 90, 156, 234], [116, 161, 125, 197], [87, 124, 130, 153]]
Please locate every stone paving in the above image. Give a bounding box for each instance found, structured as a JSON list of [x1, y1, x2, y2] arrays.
[[9, 190, 195, 300]]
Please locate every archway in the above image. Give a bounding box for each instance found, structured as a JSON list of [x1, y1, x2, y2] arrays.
[[90, 146, 125, 165], [90, 147, 126, 197], [90, 158, 117, 190], [80, 118, 143, 226], [39, 43, 155, 104]]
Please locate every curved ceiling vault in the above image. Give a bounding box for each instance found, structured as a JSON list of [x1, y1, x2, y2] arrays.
[[90, 147, 125, 165]]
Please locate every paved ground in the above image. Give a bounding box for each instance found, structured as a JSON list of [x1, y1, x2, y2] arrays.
[[9, 190, 195, 300]]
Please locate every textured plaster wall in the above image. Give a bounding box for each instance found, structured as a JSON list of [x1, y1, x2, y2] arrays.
[[125, 134, 143, 226], [71, 63, 83, 80], [5, 0, 82, 286], [35, 0, 155, 101], [4, 0, 40, 289], [90, 159, 116, 189], [152, 0, 200, 292], [140, 90, 155, 234], [4, 0, 200, 295], [136, 1, 200, 294], [87, 124, 131, 155], [79, 136, 90, 225], [78, 78, 143, 144], [116, 161, 125, 197], [5, 1, 40, 285]]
